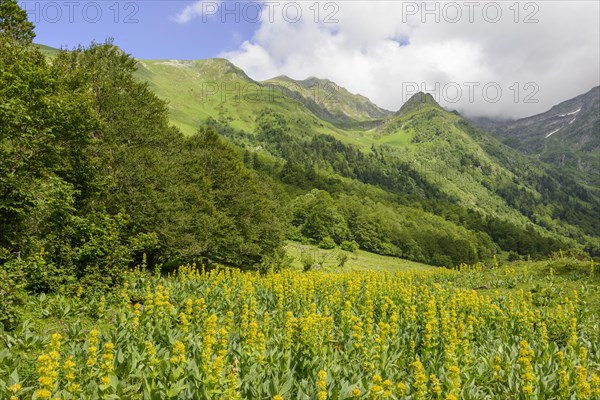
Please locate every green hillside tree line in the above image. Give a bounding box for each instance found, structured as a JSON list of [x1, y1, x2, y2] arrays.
[[209, 110, 574, 263]]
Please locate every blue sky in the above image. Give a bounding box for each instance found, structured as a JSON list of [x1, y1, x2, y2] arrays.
[[26, 1, 256, 59]]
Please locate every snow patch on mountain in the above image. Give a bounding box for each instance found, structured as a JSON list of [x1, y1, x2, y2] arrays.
[[558, 107, 581, 117], [545, 128, 560, 138]]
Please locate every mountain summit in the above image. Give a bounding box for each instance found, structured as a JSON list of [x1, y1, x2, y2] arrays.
[[263, 75, 392, 125], [396, 92, 440, 115]]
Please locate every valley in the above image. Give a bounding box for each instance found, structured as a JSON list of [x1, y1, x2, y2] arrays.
[[1, 2, 599, 398]]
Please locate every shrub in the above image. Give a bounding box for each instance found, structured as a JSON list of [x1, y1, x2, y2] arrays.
[[341, 240, 359, 252], [337, 252, 349, 268], [301, 254, 315, 272], [20, 248, 68, 293], [258, 249, 294, 274], [0, 263, 24, 331], [318, 236, 336, 249]]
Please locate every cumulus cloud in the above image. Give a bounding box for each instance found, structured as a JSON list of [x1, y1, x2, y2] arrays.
[[178, 1, 600, 118]]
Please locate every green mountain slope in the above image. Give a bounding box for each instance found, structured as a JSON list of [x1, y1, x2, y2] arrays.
[[34, 43, 60, 57], [136, 58, 365, 139], [375, 98, 599, 237], [263, 75, 392, 126], [134, 56, 600, 262], [473, 86, 600, 187]]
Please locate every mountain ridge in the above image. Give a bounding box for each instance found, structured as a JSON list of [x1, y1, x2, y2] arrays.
[[473, 86, 600, 186], [262, 75, 393, 125]]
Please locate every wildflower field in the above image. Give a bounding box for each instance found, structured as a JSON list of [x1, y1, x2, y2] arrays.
[[1, 257, 599, 399]]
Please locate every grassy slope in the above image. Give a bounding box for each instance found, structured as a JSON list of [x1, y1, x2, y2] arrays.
[[284, 241, 434, 273], [262, 76, 392, 123], [136, 59, 520, 216], [374, 105, 522, 215], [136, 59, 352, 138], [454, 257, 600, 333], [284, 241, 600, 321], [34, 43, 60, 57], [370, 105, 593, 244]]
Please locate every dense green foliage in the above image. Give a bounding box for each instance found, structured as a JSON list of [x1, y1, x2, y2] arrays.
[[0, 0, 34, 42], [0, 2, 286, 300], [207, 106, 598, 266]]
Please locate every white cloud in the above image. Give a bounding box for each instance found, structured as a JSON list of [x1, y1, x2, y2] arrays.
[[181, 1, 598, 119], [172, 1, 206, 24]]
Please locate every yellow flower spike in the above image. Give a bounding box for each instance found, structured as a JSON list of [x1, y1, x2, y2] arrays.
[[38, 354, 51, 364], [38, 376, 53, 387], [492, 356, 503, 382], [50, 333, 61, 348], [170, 340, 186, 365], [372, 374, 382, 385], [591, 374, 600, 397], [568, 318, 579, 347], [179, 312, 190, 334], [412, 359, 427, 400], [579, 346, 588, 363], [395, 382, 407, 396], [316, 370, 327, 400], [185, 298, 193, 316], [429, 374, 442, 397], [223, 361, 242, 400], [144, 340, 159, 366], [518, 341, 536, 398], [209, 354, 225, 386], [576, 366, 591, 399], [559, 370, 570, 397], [100, 375, 110, 386], [256, 332, 266, 362], [447, 365, 461, 398], [540, 322, 548, 345], [246, 320, 259, 348], [556, 350, 565, 364], [9, 383, 22, 394], [88, 329, 99, 344], [36, 333, 63, 399], [34, 389, 52, 399], [101, 342, 115, 373]]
